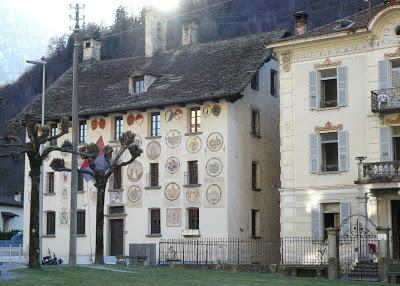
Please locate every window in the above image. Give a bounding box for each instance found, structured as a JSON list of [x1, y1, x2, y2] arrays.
[[114, 116, 123, 141], [392, 60, 400, 88], [78, 173, 84, 192], [77, 210, 85, 235], [79, 120, 87, 144], [251, 209, 260, 237], [149, 163, 159, 187], [109, 206, 125, 214], [46, 211, 56, 235], [188, 208, 199, 230], [321, 132, 338, 172], [322, 203, 340, 241], [189, 107, 201, 133], [150, 112, 161, 137], [251, 109, 260, 137], [134, 76, 145, 94], [187, 161, 198, 185], [50, 124, 57, 146], [251, 71, 259, 90], [320, 69, 338, 108], [113, 166, 122, 190], [85, 42, 90, 48], [270, 69, 278, 96], [48, 172, 55, 194], [251, 161, 260, 190], [150, 209, 161, 235]]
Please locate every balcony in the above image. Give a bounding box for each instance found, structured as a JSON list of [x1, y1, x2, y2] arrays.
[[371, 87, 400, 114], [144, 172, 161, 190], [183, 171, 200, 187], [356, 159, 400, 184]]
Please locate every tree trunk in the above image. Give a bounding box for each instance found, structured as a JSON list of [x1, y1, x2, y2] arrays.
[[95, 186, 105, 264], [28, 160, 41, 269]]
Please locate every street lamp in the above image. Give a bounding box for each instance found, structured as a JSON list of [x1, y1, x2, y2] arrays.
[[26, 57, 47, 266]]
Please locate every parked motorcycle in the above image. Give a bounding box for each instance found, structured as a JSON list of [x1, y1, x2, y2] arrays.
[[42, 249, 63, 265]]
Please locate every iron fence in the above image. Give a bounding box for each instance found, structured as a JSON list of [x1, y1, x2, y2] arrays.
[[159, 238, 280, 265], [280, 237, 327, 265]]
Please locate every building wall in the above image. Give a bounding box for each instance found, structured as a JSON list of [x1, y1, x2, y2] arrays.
[[22, 61, 281, 258], [276, 6, 400, 237]]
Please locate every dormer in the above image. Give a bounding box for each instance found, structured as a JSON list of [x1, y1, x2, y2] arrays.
[[128, 70, 158, 95]]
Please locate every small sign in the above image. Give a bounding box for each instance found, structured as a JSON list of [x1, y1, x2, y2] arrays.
[[378, 233, 387, 240]]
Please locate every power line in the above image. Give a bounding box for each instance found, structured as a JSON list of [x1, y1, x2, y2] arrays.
[[99, 0, 233, 40]]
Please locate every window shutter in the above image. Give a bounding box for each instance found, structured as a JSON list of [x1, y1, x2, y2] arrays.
[[311, 203, 321, 241], [337, 67, 348, 107], [309, 70, 319, 109], [340, 201, 351, 235], [380, 126, 392, 161], [338, 131, 349, 172], [379, 60, 390, 90], [310, 133, 320, 173]]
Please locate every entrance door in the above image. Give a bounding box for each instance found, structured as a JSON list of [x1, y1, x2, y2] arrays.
[[110, 219, 124, 256], [392, 200, 400, 259]]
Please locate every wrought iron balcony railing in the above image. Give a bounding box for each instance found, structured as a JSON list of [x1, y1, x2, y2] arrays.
[[371, 87, 400, 113], [356, 160, 400, 183]]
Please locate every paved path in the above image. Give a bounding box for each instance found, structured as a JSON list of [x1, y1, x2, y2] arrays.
[[0, 263, 26, 280], [83, 264, 137, 274]]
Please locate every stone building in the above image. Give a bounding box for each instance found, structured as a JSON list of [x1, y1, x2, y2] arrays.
[[20, 9, 284, 262], [268, 1, 400, 251]]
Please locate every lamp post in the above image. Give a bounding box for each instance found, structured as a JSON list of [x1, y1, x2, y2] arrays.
[[26, 57, 47, 265]]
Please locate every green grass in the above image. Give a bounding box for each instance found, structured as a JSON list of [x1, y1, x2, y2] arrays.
[[1, 265, 389, 286]]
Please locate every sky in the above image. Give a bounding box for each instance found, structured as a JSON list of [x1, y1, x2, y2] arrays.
[[9, 0, 180, 36]]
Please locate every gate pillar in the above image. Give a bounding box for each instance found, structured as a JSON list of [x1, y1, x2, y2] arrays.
[[376, 226, 391, 282], [327, 227, 340, 279], [357, 193, 369, 261]]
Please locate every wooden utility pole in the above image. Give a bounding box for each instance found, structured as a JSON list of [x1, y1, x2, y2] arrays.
[[69, 3, 84, 266]]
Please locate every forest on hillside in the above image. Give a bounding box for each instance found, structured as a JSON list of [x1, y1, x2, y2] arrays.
[[0, 0, 382, 196]]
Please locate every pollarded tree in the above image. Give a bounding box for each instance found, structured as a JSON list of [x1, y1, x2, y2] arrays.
[[50, 131, 142, 264], [0, 111, 72, 269]]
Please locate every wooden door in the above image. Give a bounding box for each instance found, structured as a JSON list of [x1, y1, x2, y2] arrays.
[[392, 200, 400, 259], [110, 219, 124, 256]]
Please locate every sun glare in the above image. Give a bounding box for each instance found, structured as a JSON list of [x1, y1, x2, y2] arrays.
[[146, 0, 180, 11]]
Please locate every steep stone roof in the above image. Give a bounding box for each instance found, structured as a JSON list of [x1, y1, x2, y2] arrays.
[[18, 30, 286, 121]]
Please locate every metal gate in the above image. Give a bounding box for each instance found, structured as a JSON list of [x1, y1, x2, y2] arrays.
[[339, 215, 379, 281]]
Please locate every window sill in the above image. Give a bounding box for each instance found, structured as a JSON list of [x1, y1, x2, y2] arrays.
[[313, 106, 342, 111], [314, 171, 342, 175], [43, 235, 56, 238], [145, 136, 161, 140], [252, 188, 262, 192], [145, 234, 162, 238], [108, 188, 124, 192], [144, 186, 162, 190], [250, 133, 261, 139], [251, 236, 262, 240], [183, 184, 201, 188], [44, 193, 56, 196], [182, 229, 201, 237], [184, 132, 203, 136], [77, 234, 86, 238], [77, 190, 85, 194]]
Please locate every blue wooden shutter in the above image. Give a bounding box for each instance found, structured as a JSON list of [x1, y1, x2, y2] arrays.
[[379, 60, 390, 90], [310, 133, 320, 173], [380, 126, 392, 161], [340, 201, 351, 235], [338, 131, 349, 172], [311, 203, 321, 241], [309, 70, 319, 109], [337, 67, 348, 106]]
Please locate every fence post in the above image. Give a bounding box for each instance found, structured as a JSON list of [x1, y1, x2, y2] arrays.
[[376, 226, 391, 282], [19, 244, 22, 264], [327, 227, 340, 279], [9, 244, 12, 263]]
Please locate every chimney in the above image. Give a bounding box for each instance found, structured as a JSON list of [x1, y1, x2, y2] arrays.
[[293, 11, 309, 36], [14, 192, 21, 203], [182, 17, 199, 46], [82, 37, 101, 64], [144, 7, 167, 58]]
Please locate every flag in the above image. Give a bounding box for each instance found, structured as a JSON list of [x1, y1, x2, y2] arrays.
[[79, 136, 108, 182]]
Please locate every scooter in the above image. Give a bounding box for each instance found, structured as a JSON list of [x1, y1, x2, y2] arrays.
[[42, 249, 63, 265]]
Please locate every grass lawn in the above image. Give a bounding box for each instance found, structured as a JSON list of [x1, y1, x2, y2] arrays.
[[1, 265, 389, 286]]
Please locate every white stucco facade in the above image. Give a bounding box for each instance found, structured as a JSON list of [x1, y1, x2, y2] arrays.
[[22, 60, 280, 261], [268, 4, 400, 242]]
